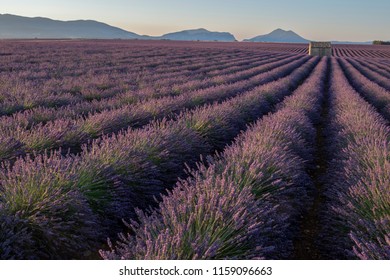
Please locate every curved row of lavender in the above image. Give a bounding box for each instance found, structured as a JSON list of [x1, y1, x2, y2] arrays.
[[0, 53, 302, 162], [376, 59, 390, 70], [236, 42, 390, 59], [0, 54, 318, 259], [1, 42, 276, 116], [0, 52, 287, 129], [80, 55, 317, 218], [0, 50, 284, 118], [357, 58, 390, 81], [228, 43, 390, 59], [338, 58, 390, 121], [332, 45, 390, 59], [99, 57, 328, 260], [0, 47, 199, 115], [320, 58, 389, 259], [1, 41, 388, 260], [0, 52, 286, 136], [348, 58, 390, 90], [0, 54, 309, 162]]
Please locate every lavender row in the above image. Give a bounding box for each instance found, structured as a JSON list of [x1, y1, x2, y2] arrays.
[[338, 58, 390, 121], [0, 41, 230, 81], [0, 55, 309, 162], [346, 58, 390, 91], [1, 44, 277, 94], [0, 42, 265, 116], [0, 57, 318, 259], [356, 58, 390, 80], [320, 58, 389, 259], [0, 52, 290, 128], [146, 51, 282, 81], [377, 60, 390, 68], [333, 45, 390, 59], [0, 49, 274, 116], [81, 55, 318, 218], [0, 51, 287, 129], [236, 43, 308, 55], [100, 58, 328, 260], [0, 53, 303, 157], [130, 51, 279, 88]]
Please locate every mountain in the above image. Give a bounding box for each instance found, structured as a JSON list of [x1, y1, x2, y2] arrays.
[[245, 28, 309, 43], [160, 28, 236, 42], [0, 14, 235, 41], [0, 14, 144, 39], [0, 14, 375, 44]]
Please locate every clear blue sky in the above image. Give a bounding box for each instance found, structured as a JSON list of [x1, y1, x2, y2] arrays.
[[2, 0, 389, 41]]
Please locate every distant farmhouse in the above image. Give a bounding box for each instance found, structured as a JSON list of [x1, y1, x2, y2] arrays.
[[309, 42, 332, 57]]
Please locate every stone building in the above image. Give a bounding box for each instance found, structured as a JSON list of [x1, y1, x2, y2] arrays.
[[309, 42, 332, 56]]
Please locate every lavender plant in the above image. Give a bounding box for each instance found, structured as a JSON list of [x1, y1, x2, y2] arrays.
[[0, 54, 309, 163], [338, 58, 390, 121], [348, 58, 390, 90], [321, 58, 390, 259], [0, 152, 101, 259], [100, 58, 328, 260]]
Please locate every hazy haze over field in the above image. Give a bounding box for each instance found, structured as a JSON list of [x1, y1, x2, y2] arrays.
[[1, 0, 389, 41]]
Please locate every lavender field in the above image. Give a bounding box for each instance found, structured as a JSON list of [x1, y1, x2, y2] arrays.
[[0, 40, 389, 260]]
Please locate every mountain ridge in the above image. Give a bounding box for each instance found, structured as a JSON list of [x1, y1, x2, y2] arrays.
[[0, 14, 236, 41], [160, 28, 236, 42], [0, 14, 375, 44], [0, 13, 142, 39]]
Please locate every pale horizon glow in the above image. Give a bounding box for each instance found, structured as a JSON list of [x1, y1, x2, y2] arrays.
[[1, 0, 389, 41]]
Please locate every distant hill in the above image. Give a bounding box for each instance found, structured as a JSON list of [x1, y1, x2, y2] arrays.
[[161, 28, 236, 42], [0, 14, 235, 42], [0, 14, 376, 44], [244, 28, 309, 43], [244, 29, 374, 44], [0, 14, 143, 39]]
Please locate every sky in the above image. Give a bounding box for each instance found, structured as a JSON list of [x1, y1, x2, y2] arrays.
[[1, 0, 389, 41]]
